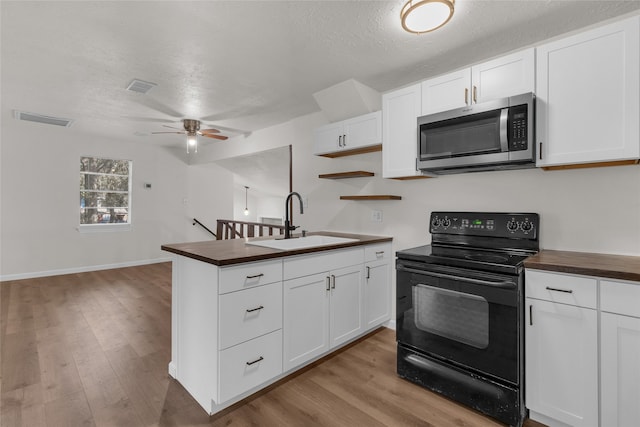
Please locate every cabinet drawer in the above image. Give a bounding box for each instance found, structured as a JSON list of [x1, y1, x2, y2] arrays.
[[365, 243, 391, 263], [526, 270, 597, 309], [219, 282, 283, 350], [601, 280, 640, 318], [219, 259, 282, 294], [218, 330, 283, 403]]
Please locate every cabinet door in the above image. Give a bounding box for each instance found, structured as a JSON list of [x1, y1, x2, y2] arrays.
[[382, 84, 422, 178], [364, 258, 391, 328], [421, 68, 471, 115], [329, 265, 364, 348], [283, 272, 330, 371], [471, 48, 534, 104], [342, 111, 382, 150], [525, 298, 598, 427], [601, 312, 640, 427], [313, 122, 342, 155], [536, 16, 640, 167]]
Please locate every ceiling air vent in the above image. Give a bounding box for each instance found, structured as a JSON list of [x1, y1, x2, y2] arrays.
[[126, 78, 157, 94], [13, 110, 74, 127]]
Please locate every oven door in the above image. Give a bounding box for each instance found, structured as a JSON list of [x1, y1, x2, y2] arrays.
[[396, 259, 521, 385]]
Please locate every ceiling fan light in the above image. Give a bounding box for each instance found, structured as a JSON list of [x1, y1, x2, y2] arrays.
[[186, 133, 198, 153], [401, 0, 454, 34]]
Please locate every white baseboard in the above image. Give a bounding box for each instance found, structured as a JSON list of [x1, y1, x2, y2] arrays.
[[0, 257, 172, 282], [385, 319, 396, 330]]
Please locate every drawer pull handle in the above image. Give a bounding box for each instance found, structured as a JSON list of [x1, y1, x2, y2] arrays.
[[331, 274, 336, 289], [246, 356, 264, 366], [246, 273, 264, 279], [375, 251, 385, 256], [546, 286, 573, 294], [246, 305, 264, 313]]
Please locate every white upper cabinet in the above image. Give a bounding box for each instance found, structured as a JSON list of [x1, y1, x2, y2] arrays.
[[536, 16, 640, 167], [382, 83, 423, 178], [313, 111, 382, 156], [421, 48, 535, 115]]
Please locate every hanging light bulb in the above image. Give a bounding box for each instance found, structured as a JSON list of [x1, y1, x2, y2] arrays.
[[186, 132, 198, 153], [244, 186, 250, 216]]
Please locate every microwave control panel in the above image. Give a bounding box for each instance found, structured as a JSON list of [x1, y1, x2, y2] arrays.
[[508, 104, 528, 151]]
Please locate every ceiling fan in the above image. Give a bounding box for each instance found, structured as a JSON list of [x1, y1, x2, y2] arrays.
[[151, 119, 229, 153]]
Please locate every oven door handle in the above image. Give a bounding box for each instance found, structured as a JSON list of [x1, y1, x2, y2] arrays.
[[397, 265, 516, 289]]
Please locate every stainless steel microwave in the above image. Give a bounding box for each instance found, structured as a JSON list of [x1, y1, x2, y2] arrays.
[[417, 93, 535, 175]]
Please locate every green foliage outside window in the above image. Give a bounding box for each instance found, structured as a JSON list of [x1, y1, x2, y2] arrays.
[[80, 157, 131, 225]]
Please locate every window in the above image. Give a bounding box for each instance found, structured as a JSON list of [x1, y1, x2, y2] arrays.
[[79, 157, 131, 229]]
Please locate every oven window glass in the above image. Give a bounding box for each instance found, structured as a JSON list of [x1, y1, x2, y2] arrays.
[[420, 110, 501, 159], [413, 284, 489, 349]]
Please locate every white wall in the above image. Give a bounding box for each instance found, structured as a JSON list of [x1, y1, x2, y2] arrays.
[[3, 108, 639, 280], [0, 121, 192, 279]]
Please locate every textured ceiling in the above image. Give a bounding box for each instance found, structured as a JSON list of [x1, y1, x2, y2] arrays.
[[2, 1, 640, 149]]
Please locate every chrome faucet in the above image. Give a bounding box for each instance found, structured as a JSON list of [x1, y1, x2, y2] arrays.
[[284, 191, 304, 239]]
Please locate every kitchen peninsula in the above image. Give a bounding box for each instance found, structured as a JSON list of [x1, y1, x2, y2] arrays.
[[161, 232, 393, 415]]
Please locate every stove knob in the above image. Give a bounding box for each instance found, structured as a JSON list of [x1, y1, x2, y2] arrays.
[[521, 221, 533, 232], [431, 217, 441, 228], [507, 220, 519, 232], [442, 218, 451, 228]]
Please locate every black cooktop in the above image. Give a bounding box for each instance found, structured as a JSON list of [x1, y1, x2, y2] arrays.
[[396, 212, 540, 275]]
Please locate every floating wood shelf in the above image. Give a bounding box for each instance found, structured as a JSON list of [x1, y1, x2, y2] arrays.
[[319, 171, 375, 179], [340, 195, 402, 201], [318, 144, 382, 158]]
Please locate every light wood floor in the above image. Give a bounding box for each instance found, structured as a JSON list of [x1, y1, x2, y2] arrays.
[[1, 263, 544, 427]]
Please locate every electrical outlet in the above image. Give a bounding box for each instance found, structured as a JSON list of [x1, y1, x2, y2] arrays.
[[371, 210, 383, 222]]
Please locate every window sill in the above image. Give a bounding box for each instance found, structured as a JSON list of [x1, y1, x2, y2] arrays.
[[78, 223, 132, 233]]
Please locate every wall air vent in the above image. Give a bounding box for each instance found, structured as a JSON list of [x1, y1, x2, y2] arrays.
[[126, 78, 157, 94], [13, 110, 74, 127]]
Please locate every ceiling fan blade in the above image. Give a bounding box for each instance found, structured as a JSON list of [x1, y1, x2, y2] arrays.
[[162, 124, 184, 130], [201, 133, 229, 141], [199, 128, 221, 134], [151, 131, 185, 135], [121, 116, 177, 123]]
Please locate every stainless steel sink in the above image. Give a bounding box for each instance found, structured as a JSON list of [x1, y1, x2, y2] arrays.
[[246, 235, 358, 250]]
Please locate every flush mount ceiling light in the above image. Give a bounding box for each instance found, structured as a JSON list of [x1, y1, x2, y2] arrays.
[[244, 186, 250, 216], [401, 0, 455, 34]]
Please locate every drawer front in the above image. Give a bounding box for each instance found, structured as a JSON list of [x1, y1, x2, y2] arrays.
[[526, 269, 597, 309], [284, 247, 364, 280], [601, 280, 640, 318], [219, 329, 283, 403], [364, 243, 392, 263], [219, 282, 283, 349], [219, 259, 282, 294]]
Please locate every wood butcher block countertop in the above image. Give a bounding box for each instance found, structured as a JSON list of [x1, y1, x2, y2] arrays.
[[161, 231, 392, 266], [524, 250, 640, 282]]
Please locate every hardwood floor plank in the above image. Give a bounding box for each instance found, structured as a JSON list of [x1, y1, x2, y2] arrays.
[[44, 390, 95, 427]]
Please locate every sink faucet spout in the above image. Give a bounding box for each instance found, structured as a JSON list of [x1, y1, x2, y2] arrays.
[[284, 192, 304, 239]]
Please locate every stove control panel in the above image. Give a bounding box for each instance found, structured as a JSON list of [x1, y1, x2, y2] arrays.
[[430, 212, 539, 239]]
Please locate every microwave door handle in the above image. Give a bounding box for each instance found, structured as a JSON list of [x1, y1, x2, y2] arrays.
[[499, 108, 509, 152]]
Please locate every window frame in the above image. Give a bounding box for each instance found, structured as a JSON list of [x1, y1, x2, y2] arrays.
[[78, 156, 133, 233]]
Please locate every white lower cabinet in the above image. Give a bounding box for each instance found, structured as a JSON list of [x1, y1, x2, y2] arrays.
[[170, 242, 391, 415], [283, 250, 365, 371], [283, 272, 330, 370], [525, 269, 640, 427], [525, 298, 598, 427], [364, 244, 392, 328], [600, 280, 640, 427]]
